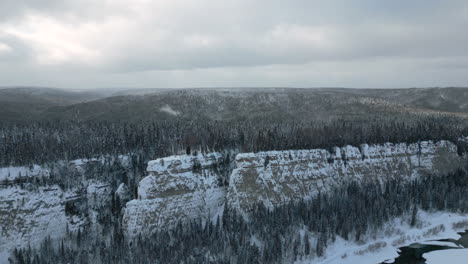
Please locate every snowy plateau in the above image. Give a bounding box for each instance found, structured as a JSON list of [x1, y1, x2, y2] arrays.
[[1, 139, 468, 263]]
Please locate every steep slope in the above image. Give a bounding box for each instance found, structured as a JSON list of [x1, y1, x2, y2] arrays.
[[122, 139, 466, 237], [228, 140, 463, 212], [122, 153, 227, 237], [0, 185, 85, 253], [0, 161, 114, 258]]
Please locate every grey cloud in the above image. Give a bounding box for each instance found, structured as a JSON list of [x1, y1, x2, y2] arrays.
[[0, 0, 67, 21], [0, 34, 35, 62], [0, 0, 468, 88]]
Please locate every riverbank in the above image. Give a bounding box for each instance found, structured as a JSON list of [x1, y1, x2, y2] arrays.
[[297, 210, 468, 264]]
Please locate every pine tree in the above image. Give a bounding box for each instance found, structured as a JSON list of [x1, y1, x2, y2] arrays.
[[304, 233, 310, 256], [410, 205, 418, 227]]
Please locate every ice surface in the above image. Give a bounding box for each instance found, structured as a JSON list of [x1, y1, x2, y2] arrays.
[[424, 248, 468, 264]]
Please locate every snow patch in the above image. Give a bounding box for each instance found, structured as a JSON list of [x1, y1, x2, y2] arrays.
[[424, 248, 468, 264], [0, 165, 49, 182], [298, 211, 468, 264]]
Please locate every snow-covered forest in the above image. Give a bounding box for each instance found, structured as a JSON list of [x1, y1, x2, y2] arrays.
[[2, 88, 468, 264], [2, 114, 467, 167], [2, 0, 468, 261]]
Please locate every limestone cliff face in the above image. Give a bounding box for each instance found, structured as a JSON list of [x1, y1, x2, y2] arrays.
[[123, 140, 466, 237], [227, 140, 464, 212], [122, 153, 227, 237], [0, 185, 84, 254], [0, 162, 113, 257]]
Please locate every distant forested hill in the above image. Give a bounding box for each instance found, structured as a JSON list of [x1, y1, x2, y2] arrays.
[[2, 87, 468, 123]]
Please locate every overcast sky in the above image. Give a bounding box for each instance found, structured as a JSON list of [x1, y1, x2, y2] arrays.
[[0, 0, 467, 89]]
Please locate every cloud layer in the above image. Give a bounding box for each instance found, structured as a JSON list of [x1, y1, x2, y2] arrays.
[[1, 0, 468, 88]]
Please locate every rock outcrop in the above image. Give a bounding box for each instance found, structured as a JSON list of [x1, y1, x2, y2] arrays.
[[122, 153, 227, 237], [0, 162, 114, 258], [123, 140, 466, 237], [227, 140, 464, 212], [0, 185, 84, 254], [3, 140, 463, 245]]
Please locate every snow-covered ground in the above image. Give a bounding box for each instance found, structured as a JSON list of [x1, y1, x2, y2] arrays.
[[424, 248, 468, 264], [0, 155, 131, 182], [298, 211, 468, 264]]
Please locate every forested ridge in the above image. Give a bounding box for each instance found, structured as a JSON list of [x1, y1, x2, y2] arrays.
[[3, 87, 468, 168], [2, 115, 468, 167]]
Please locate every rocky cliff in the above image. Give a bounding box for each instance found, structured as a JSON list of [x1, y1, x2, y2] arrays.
[[228, 140, 464, 212], [0, 162, 114, 259], [123, 140, 466, 237], [0, 185, 82, 255], [1, 140, 465, 249], [122, 153, 227, 237]]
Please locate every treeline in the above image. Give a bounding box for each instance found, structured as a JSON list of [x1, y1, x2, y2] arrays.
[[10, 169, 468, 264], [2, 115, 468, 167]]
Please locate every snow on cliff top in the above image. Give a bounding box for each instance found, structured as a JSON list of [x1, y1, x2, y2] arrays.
[[0, 165, 49, 181], [235, 140, 455, 163], [139, 152, 224, 200], [0, 155, 132, 182], [146, 152, 223, 173]]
